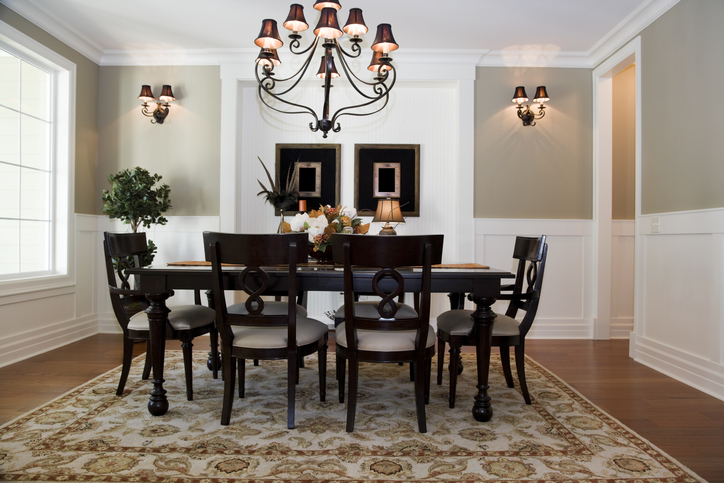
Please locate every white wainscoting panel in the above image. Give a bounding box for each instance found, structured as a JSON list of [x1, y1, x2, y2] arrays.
[[634, 209, 724, 401], [611, 220, 635, 338]]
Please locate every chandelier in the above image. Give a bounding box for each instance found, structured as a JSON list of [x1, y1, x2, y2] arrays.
[[254, 1, 398, 138]]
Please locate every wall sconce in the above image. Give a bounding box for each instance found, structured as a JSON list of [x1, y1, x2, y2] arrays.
[[512, 86, 550, 126], [373, 198, 404, 235], [138, 85, 175, 124]]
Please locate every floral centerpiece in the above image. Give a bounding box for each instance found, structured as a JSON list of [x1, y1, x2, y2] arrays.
[[281, 204, 369, 257]]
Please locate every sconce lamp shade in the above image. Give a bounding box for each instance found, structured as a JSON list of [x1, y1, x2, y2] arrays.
[[368, 51, 391, 73], [512, 86, 529, 104], [343, 8, 368, 36], [255, 19, 283, 49], [314, 7, 343, 38], [313, 0, 341, 11], [283, 4, 309, 32], [371, 23, 399, 53], [256, 48, 281, 67], [533, 86, 550, 103], [158, 85, 175, 103], [373, 198, 404, 235], [316, 55, 340, 78], [138, 85, 155, 103]]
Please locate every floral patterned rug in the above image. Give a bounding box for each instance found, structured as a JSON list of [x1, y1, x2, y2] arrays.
[[0, 351, 705, 482]]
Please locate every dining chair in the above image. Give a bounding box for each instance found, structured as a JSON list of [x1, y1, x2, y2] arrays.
[[204, 231, 328, 428], [436, 235, 547, 408], [103, 231, 218, 400], [332, 234, 444, 433]]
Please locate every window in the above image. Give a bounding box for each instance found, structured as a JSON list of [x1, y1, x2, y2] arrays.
[[0, 21, 74, 286]]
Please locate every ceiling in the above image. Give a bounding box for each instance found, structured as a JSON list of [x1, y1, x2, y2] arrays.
[[2, 0, 671, 66]]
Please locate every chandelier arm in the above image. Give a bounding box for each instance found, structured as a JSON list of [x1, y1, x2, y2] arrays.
[[255, 54, 319, 98], [289, 35, 318, 56], [335, 50, 396, 100], [330, 85, 391, 125], [334, 38, 363, 58], [257, 85, 320, 123]]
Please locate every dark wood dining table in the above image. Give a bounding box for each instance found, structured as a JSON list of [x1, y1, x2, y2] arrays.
[[128, 263, 514, 423]]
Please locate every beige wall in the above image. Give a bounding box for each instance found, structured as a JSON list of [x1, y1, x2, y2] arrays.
[[97, 66, 221, 216], [473, 67, 592, 219], [0, 4, 99, 215], [612, 65, 636, 220], [638, 0, 724, 214]]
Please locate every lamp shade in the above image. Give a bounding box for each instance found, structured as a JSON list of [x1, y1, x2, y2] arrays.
[[533, 86, 550, 103], [343, 8, 368, 36], [283, 4, 309, 32], [371, 23, 399, 53], [313, 0, 341, 11], [138, 85, 155, 103], [367, 51, 391, 73], [313, 7, 343, 38], [158, 85, 175, 102], [255, 19, 283, 49], [512, 86, 528, 104], [316, 55, 340, 79], [373, 198, 404, 223], [256, 48, 281, 68]]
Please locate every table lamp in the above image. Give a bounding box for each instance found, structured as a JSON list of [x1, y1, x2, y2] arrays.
[[373, 198, 404, 235]]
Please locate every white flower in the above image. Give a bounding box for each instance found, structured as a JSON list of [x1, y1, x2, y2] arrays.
[[340, 206, 357, 219], [305, 214, 329, 243], [289, 212, 310, 232]]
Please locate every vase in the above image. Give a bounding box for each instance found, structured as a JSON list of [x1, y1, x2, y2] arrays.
[[308, 245, 334, 264]]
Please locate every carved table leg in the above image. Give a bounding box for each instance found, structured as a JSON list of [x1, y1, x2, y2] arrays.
[[145, 292, 171, 416], [470, 296, 497, 422]]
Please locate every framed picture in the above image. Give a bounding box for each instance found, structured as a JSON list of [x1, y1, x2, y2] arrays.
[[276, 144, 341, 215], [354, 144, 420, 217]]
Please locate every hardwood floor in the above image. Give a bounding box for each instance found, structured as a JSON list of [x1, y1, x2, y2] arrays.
[[1, 336, 722, 481]]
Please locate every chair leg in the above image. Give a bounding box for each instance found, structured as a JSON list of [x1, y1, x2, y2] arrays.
[[515, 344, 531, 404], [436, 338, 445, 385], [209, 328, 219, 379], [346, 357, 358, 432], [448, 344, 461, 408], [409, 362, 415, 381], [141, 339, 152, 380], [116, 337, 136, 395], [318, 344, 327, 402], [337, 355, 346, 403], [424, 357, 432, 405], [238, 359, 245, 398], [414, 359, 427, 433], [181, 340, 194, 401], [287, 352, 297, 429], [221, 353, 235, 425], [500, 345, 515, 388]]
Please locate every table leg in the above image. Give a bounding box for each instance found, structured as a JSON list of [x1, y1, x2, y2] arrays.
[[470, 296, 497, 422], [145, 292, 170, 416]]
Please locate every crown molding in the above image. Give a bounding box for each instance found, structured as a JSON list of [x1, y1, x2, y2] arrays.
[[1, 0, 104, 63], [478, 50, 592, 68]]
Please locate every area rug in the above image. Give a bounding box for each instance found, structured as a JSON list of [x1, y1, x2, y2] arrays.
[[0, 351, 705, 482]]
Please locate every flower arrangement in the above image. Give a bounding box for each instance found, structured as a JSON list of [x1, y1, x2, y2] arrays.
[[281, 204, 369, 253]]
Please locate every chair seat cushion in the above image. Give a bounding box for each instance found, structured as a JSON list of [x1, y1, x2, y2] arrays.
[[437, 309, 521, 337], [228, 300, 308, 317], [230, 317, 328, 349], [335, 322, 436, 352], [128, 304, 215, 331], [335, 301, 418, 320]]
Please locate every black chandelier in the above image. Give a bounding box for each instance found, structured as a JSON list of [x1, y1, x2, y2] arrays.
[[254, 1, 398, 138]]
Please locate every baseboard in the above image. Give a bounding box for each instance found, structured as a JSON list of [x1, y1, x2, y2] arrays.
[[526, 317, 594, 339], [632, 336, 724, 401], [0, 315, 99, 368], [610, 317, 634, 339]]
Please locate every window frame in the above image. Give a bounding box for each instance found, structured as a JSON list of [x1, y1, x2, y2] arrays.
[[0, 19, 76, 294]]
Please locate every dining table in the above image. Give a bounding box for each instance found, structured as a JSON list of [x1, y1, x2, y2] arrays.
[[128, 262, 514, 423]]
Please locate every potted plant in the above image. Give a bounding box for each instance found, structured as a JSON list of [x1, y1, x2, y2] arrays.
[[102, 166, 171, 265], [256, 156, 299, 232]]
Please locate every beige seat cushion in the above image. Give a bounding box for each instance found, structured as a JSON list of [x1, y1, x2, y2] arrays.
[[436, 309, 521, 337], [335, 322, 436, 352], [335, 301, 418, 320], [128, 304, 215, 331], [230, 317, 328, 349], [229, 300, 308, 317]]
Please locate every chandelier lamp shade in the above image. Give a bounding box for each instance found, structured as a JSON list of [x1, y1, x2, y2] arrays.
[[512, 86, 550, 126], [254, 2, 398, 137]]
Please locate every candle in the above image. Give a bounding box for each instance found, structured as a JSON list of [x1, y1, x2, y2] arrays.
[[299, 200, 307, 211]]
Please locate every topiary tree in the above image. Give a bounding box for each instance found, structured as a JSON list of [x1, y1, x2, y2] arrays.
[[102, 167, 171, 265]]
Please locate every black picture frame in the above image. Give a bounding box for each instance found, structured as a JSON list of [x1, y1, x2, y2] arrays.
[[276, 144, 341, 215], [354, 144, 420, 217]]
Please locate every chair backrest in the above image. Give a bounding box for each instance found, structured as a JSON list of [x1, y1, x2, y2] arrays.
[[103, 232, 150, 328], [331, 234, 444, 351], [203, 232, 308, 347], [505, 235, 548, 336]]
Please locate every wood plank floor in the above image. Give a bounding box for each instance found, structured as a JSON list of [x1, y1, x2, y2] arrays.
[[1, 335, 722, 482]]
